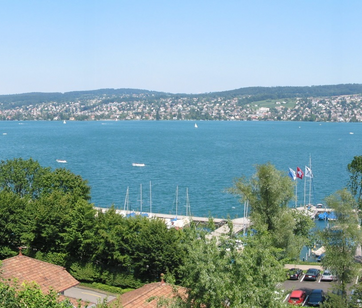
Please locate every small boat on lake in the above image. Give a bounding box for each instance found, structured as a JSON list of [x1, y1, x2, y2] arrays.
[[56, 159, 67, 163], [132, 163, 145, 167]]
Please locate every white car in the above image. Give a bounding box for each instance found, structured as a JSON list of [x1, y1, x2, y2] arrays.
[[321, 270, 336, 281]]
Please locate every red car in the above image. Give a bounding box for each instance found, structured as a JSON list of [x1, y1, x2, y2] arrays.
[[288, 290, 307, 305]]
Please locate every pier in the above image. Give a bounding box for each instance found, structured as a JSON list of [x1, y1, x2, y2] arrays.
[[94, 205, 333, 240], [94, 207, 251, 237]]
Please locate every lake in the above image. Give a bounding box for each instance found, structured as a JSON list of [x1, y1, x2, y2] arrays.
[[0, 120, 360, 218]]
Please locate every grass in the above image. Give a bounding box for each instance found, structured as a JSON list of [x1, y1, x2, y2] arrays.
[[253, 98, 296, 109]]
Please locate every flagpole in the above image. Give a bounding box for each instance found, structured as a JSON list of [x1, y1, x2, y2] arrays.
[[309, 156, 312, 205], [303, 173, 306, 206]]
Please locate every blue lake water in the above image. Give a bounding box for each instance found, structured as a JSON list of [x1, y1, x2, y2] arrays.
[[0, 120, 361, 218]]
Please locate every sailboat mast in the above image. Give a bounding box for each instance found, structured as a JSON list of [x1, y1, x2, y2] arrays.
[[124, 187, 129, 211], [303, 172, 306, 206], [140, 184, 143, 213], [308, 156, 312, 205], [175, 186, 178, 217], [149, 181, 152, 215], [185, 187, 191, 216]]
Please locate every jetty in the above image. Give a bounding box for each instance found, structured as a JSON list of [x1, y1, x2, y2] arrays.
[[295, 205, 334, 219], [94, 207, 251, 237], [94, 205, 333, 240]]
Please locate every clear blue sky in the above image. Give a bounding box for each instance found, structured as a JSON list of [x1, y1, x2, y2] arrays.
[[1, 1, 361, 95]]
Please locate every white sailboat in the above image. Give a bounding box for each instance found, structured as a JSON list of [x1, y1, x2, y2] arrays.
[[194, 123, 198, 128]]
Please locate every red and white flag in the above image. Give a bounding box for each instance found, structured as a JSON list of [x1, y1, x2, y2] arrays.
[[296, 167, 304, 179]]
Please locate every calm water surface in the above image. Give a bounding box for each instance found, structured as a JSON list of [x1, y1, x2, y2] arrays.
[[0, 121, 361, 218]]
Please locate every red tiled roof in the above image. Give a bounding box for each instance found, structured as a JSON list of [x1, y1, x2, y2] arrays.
[[1, 254, 79, 293], [118, 282, 187, 308]]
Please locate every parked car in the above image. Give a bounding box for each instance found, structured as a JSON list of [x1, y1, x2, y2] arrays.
[[304, 268, 321, 281], [288, 289, 307, 305], [350, 289, 362, 307], [306, 289, 326, 306], [288, 268, 303, 280], [321, 270, 336, 281]]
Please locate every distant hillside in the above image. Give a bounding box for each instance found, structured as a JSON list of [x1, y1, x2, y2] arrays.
[[1, 84, 362, 109], [0, 88, 165, 108], [203, 84, 362, 106]]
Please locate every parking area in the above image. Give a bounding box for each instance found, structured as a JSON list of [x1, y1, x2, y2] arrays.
[[282, 268, 360, 306], [282, 265, 340, 305]]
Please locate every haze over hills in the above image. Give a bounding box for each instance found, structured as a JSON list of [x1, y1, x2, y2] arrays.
[[0, 84, 362, 122]]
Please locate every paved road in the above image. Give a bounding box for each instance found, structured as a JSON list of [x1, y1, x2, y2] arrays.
[[64, 286, 116, 306]]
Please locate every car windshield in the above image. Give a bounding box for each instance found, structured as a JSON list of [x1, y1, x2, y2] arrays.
[[309, 293, 322, 302], [323, 271, 331, 275]]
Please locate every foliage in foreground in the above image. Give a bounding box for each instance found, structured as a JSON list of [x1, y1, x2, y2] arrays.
[[228, 162, 314, 260], [177, 229, 288, 308], [0, 158, 188, 288], [0, 280, 74, 308], [320, 189, 362, 301]]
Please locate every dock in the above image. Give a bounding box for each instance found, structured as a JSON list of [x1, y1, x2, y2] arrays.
[[94, 205, 332, 240], [94, 207, 251, 237]]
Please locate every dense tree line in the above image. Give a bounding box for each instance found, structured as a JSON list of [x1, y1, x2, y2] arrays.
[[0, 158, 186, 289]]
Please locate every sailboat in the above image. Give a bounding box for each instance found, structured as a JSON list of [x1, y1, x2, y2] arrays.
[[194, 123, 198, 128], [124, 187, 137, 217], [139, 184, 148, 217]]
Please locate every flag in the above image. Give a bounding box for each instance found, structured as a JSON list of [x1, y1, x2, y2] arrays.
[[305, 166, 313, 178], [297, 167, 304, 179], [288, 168, 296, 180]]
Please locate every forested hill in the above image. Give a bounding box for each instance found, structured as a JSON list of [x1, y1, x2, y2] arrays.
[[1, 84, 362, 108], [0, 88, 165, 108]]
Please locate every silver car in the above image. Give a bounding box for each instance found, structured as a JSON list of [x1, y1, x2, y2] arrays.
[[321, 270, 336, 281]]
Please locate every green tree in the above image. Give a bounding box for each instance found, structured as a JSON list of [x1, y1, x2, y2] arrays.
[[41, 168, 91, 201], [0, 190, 30, 258], [0, 158, 50, 199], [320, 189, 362, 300], [229, 163, 294, 233], [348, 155, 362, 210], [179, 232, 287, 308], [228, 163, 313, 259], [0, 280, 75, 308]]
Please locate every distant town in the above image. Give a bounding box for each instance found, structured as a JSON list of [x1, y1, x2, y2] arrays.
[[1, 85, 362, 122]]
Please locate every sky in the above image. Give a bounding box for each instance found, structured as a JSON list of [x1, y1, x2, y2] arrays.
[[1, 0, 362, 95]]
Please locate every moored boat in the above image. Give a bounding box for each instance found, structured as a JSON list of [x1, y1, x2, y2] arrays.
[[56, 159, 67, 163], [132, 163, 145, 167]]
